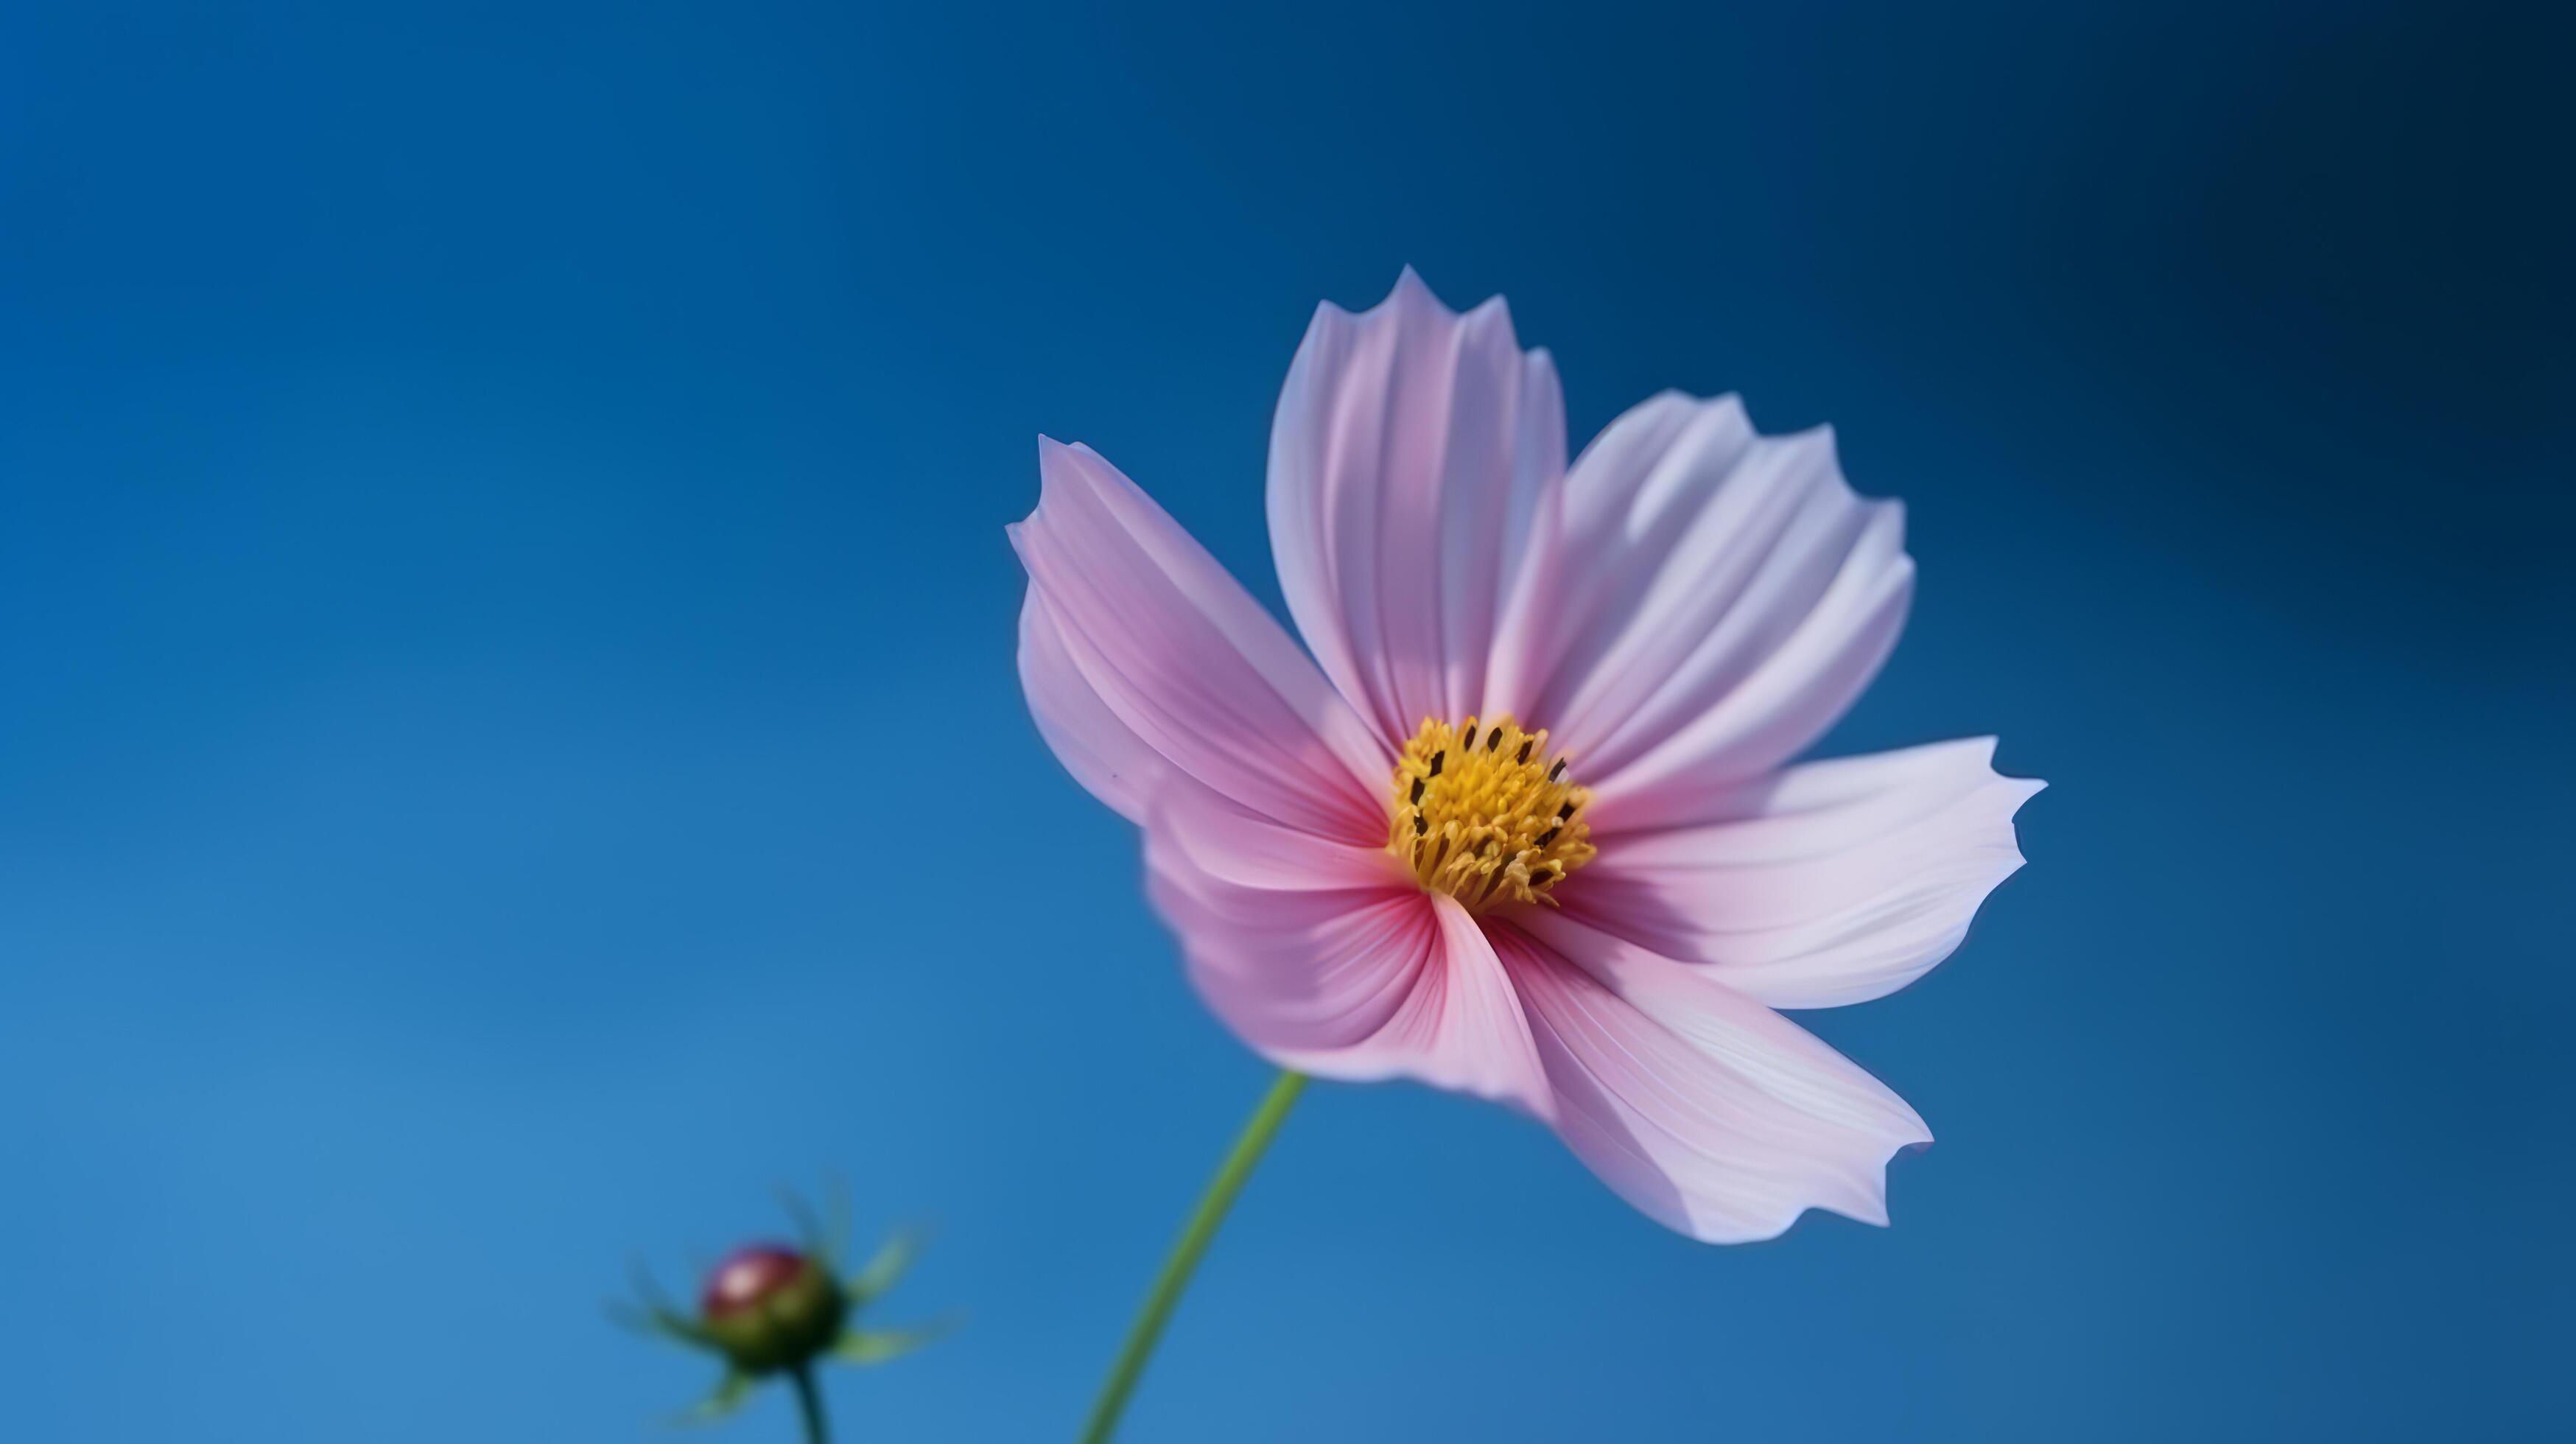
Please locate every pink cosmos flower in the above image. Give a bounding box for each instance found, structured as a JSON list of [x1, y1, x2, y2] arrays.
[[1010, 271, 2040, 1242]]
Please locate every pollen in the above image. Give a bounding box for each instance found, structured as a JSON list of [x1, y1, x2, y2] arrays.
[[1387, 715, 1595, 912]]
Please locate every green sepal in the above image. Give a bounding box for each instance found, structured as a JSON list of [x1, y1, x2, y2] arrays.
[[609, 1259, 720, 1353], [831, 1313, 960, 1367], [846, 1225, 930, 1304], [675, 1367, 755, 1425], [606, 1297, 720, 1353]]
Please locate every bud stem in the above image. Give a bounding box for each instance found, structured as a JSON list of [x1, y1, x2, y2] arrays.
[[789, 1363, 830, 1444], [1076, 1070, 1308, 1444]]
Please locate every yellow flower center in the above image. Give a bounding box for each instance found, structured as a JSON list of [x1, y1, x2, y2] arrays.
[[1387, 715, 1595, 912]]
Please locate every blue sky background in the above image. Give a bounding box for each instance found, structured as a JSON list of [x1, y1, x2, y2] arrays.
[[4, 1, 2570, 1440]]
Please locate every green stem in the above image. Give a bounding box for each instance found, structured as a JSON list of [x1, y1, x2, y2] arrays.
[[789, 1363, 830, 1444], [1077, 1070, 1308, 1444]]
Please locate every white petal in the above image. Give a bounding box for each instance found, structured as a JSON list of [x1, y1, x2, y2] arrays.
[[1561, 740, 2043, 1008], [1268, 268, 1568, 743], [1486, 392, 1912, 830]]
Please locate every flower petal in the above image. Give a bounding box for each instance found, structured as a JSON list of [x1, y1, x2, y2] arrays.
[[1560, 739, 2043, 1009], [1487, 393, 1912, 830], [1017, 588, 1162, 823], [1011, 438, 1391, 842], [1146, 777, 1552, 1117], [1492, 916, 1931, 1242], [1268, 268, 1568, 743]]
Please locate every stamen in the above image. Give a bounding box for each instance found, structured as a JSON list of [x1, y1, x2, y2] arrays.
[[1384, 715, 1596, 913]]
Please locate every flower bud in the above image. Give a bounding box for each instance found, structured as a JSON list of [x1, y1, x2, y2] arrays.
[[615, 1189, 951, 1429], [695, 1244, 849, 1375]]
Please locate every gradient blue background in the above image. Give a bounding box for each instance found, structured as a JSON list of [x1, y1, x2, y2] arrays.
[[4, 1, 2569, 1439]]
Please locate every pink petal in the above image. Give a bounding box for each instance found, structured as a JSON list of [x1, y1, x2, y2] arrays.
[[1556, 739, 2043, 1009], [1268, 268, 1568, 743], [1491, 918, 1931, 1243], [1010, 439, 1391, 843], [1486, 393, 1913, 830], [1017, 589, 1162, 823], [1146, 777, 1552, 1118]]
